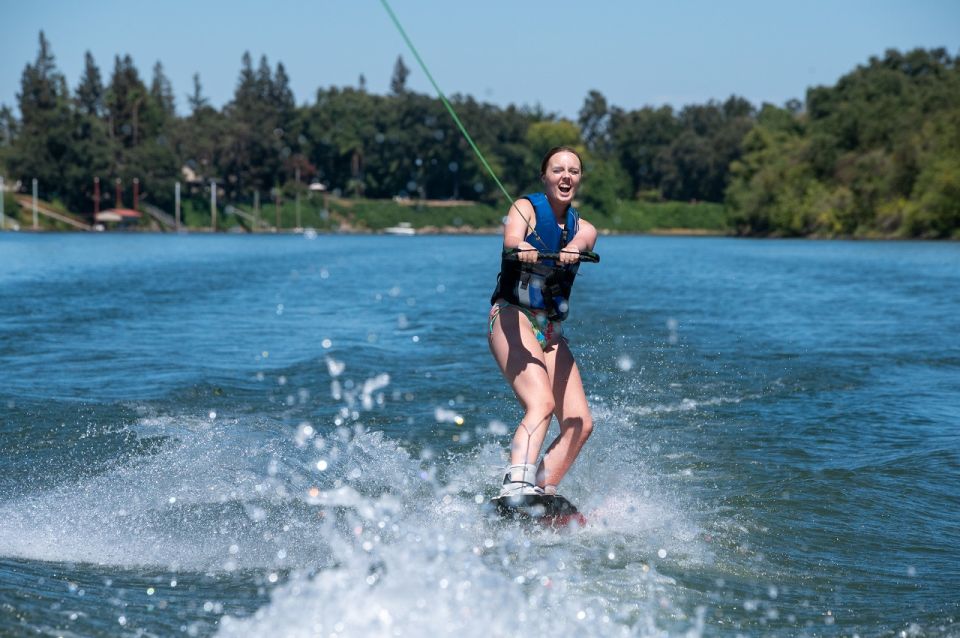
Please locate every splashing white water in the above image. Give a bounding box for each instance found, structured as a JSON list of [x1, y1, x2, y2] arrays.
[[0, 396, 708, 636]]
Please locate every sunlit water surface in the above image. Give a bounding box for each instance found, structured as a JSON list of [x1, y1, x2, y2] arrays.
[[0, 233, 957, 637]]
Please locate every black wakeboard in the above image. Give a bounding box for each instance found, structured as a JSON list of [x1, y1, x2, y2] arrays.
[[489, 493, 586, 527]]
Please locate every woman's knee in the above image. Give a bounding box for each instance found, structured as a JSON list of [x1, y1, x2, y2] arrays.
[[580, 415, 594, 440], [525, 398, 555, 424], [563, 414, 593, 441]]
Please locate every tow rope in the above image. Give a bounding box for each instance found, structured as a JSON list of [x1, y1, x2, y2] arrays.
[[378, 0, 545, 246]]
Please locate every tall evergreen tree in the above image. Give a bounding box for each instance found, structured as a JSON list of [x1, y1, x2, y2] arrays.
[[256, 55, 273, 100], [0, 104, 18, 175], [8, 31, 73, 202], [75, 51, 104, 117], [105, 54, 149, 148], [234, 52, 258, 113], [178, 71, 226, 188], [272, 62, 295, 113], [70, 52, 113, 214], [0, 105, 16, 148], [187, 73, 209, 114], [150, 61, 176, 120], [390, 55, 409, 95]]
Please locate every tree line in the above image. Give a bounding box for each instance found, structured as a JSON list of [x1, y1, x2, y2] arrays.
[[1, 32, 957, 237]]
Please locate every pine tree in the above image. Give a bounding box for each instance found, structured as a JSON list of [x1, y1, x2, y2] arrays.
[[75, 51, 104, 117], [256, 55, 272, 101], [234, 52, 258, 114], [188, 73, 209, 114], [272, 62, 295, 113], [105, 54, 149, 148], [390, 55, 409, 95], [150, 61, 176, 120], [9, 31, 73, 203], [70, 51, 113, 214]]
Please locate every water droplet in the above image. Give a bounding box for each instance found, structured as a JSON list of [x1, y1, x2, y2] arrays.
[[325, 357, 345, 377]]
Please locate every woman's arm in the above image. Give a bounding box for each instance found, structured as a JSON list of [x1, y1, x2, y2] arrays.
[[558, 218, 598, 264], [503, 198, 539, 262]]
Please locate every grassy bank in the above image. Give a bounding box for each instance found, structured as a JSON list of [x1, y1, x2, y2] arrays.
[[2, 193, 732, 235], [203, 197, 731, 234], [595, 200, 730, 233]]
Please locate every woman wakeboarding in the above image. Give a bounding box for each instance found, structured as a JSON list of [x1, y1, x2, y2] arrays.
[[488, 146, 599, 506], [377, 1, 599, 523]]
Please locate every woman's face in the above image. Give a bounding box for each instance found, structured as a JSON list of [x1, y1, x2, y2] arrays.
[[541, 150, 582, 207]]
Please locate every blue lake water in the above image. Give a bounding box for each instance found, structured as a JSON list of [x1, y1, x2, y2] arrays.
[[0, 232, 958, 637]]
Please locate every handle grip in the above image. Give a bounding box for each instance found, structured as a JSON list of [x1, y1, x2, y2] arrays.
[[502, 248, 599, 263]]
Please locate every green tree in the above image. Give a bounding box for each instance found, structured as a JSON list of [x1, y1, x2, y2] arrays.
[[105, 54, 149, 148], [902, 108, 960, 237], [149, 61, 176, 121], [221, 54, 301, 199], [578, 89, 610, 155], [390, 55, 410, 95], [187, 72, 209, 114], [7, 31, 74, 204], [656, 97, 754, 202], [0, 105, 18, 174], [608, 105, 679, 197], [178, 72, 226, 189], [75, 51, 104, 118], [69, 51, 113, 214]]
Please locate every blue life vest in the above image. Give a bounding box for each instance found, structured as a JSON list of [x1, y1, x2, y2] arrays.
[[491, 193, 580, 321]]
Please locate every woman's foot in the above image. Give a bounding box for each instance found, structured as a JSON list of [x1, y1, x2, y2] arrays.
[[498, 464, 543, 497]]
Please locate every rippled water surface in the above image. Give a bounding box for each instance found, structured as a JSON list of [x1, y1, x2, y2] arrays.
[[1, 233, 958, 637]]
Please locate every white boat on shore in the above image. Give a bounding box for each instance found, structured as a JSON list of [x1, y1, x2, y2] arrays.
[[384, 221, 415, 236]]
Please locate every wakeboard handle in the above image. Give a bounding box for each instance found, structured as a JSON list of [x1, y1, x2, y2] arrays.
[[503, 248, 600, 263]]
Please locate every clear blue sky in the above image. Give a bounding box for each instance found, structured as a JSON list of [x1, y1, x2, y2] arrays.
[[2, 0, 957, 120]]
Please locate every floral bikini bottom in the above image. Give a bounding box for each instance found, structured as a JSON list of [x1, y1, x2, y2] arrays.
[[488, 301, 563, 351]]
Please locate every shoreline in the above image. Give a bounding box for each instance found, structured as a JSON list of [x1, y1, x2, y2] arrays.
[[2, 226, 955, 241]]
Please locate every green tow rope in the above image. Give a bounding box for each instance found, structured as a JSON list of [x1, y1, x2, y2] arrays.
[[378, 0, 513, 205], [378, 0, 544, 243]]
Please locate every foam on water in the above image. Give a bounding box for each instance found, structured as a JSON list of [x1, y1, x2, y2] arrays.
[[0, 414, 342, 571], [0, 396, 712, 636], [213, 399, 707, 636]]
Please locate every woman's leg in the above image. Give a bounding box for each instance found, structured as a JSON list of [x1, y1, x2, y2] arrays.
[[488, 305, 555, 467], [537, 339, 593, 492]]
